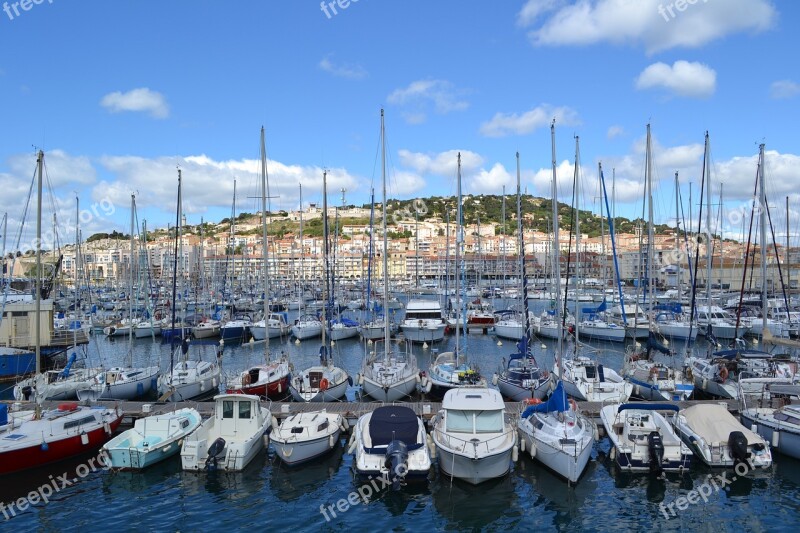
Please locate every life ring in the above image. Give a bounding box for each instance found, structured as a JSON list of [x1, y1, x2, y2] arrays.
[[568, 399, 578, 412], [523, 398, 542, 405], [319, 378, 329, 391], [719, 366, 729, 382]]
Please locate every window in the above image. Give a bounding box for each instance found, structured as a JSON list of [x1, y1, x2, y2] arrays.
[[64, 415, 96, 430], [222, 401, 234, 419], [238, 401, 252, 419], [446, 410, 474, 433], [475, 411, 503, 433]]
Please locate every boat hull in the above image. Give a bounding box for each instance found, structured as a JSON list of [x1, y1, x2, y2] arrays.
[[361, 374, 418, 402], [435, 446, 513, 485], [272, 430, 341, 466]]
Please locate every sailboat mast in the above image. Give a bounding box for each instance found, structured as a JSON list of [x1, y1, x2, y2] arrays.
[[321, 170, 330, 355], [758, 143, 768, 337], [550, 121, 563, 359], [704, 132, 712, 309], [35, 151, 43, 375], [516, 151, 532, 354], [573, 136, 581, 346], [380, 109, 390, 352], [501, 186, 506, 294], [675, 172, 681, 296], [455, 152, 463, 354], [129, 194, 135, 347], [260, 126, 271, 362], [646, 124, 655, 318], [298, 183, 304, 313], [169, 170, 181, 371]]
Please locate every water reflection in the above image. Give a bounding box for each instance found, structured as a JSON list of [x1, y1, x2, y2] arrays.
[[268, 443, 344, 502], [432, 473, 517, 530]]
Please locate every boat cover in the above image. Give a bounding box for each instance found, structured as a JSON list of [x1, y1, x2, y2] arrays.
[[368, 406, 420, 446], [681, 404, 763, 445]]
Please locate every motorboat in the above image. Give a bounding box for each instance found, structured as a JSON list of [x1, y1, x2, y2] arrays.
[[738, 377, 800, 460], [103, 407, 202, 470], [250, 313, 291, 340], [600, 403, 691, 474], [271, 410, 346, 466], [671, 403, 772, 468], [350, 405, 432, 488], [400, 299, 446, 344], [180, 393, 270, 472], [553, 355, 632, 403], [431, 387, 517, 485]]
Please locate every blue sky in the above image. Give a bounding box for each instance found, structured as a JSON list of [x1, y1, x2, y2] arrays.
[[0, 0, 797, 249]]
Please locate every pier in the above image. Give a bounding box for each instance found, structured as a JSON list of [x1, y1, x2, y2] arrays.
[[35, 398, 740, 430]]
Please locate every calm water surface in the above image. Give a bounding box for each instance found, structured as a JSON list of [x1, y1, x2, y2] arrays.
[[2, 298, 800, 532]]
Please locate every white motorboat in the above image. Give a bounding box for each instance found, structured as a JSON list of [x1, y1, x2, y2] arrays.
[[431, 387, 517, 485], [600, 403, 692, 474], [517, 381, 594, 483], [553, 355, 632, 403], [271, 410, 346, 466], [671, 403, 772, 468], [738, 377, 800, 460], [133, 320, 162, 339], [181, 393, 270, 472], [250, 313, 291, 340], [493, 311, 525, 341], [103, 407, 202, 470], [350, 405, 432, 488], [192, 320, 221, 339], [400, 299, 446, 343]]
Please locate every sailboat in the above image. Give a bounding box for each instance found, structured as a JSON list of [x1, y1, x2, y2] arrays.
[[517, 127, 594, 483], [493, 152, 553, 402], [289, 170, 350, 402], [0, 151, 122, 475], [552, 132, 632, 403], [357, 110, 420, 403], [78, 193, 161, 401], [427, 153, 487, 397], [622, 127, 694, 402], [226, 126, 291, 400]]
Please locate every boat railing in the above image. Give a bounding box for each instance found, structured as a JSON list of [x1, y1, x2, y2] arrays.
[[433, 426, 515, 455]]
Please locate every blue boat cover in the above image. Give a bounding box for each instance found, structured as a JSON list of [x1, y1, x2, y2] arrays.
[[617, 403, 679, 413], [368, 406, 420, 447], [522, 381, 569, 418]]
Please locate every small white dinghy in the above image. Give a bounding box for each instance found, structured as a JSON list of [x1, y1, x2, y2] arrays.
[[181, 394, 270, 472], [672, 403, 772, 469], [270, 410, 346, 466], [103, 407, 202, 470]]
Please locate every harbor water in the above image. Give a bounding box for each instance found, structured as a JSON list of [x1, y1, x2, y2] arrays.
[[2, 299, 800, 532]]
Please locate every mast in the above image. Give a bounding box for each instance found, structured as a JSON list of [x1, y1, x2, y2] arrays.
[[675, 172, 681, 296], [260, 126, 271, 362], [321, 170, 330, 364], [169, 170, 181, 373], [704, 133, 712, 311], [380, 110, 390, 355], [501, 185, 506, 294], [128, 194, 135, 349], [646, 124, 655, 319], [298, 183, 304, 313], [573, 136, 581, 346], [550, 121, 563, 361], [455, 152, 463, 355], [516, 151, 533, 360], [35, 151, 43, 376], [758, 144, 768, 338], [787, 196, 791, 295]]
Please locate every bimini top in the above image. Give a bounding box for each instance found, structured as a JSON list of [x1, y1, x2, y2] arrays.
[[368, 406, 420, 446], [681, 404, 763, 445], [442, 387, 504, 411]]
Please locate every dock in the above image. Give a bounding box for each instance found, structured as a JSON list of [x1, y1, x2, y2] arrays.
[[36, 398, 740, 431]]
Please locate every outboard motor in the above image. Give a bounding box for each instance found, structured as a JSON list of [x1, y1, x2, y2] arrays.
[[648, 431, 665, 475], [728, 431, 750, 465], [205, 437, 227, 471], [384, 439, 409, 490]]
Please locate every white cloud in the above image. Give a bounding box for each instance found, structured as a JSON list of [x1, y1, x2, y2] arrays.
[[517, 0, 775, 54], [387, 80, 469, 124], [95, 154, 361, 216], [387, 170, 427, 196], [7, 149, 96, 187], [100, 88, 170, 119], [398, 149, 484, 176], [607, 125, 625, 139], [318, 55, 367, 80], [635, 60, 716, 98], [479, 104, 580, 137], [770, 80, 800, 99], [466, 163, 515, 194]]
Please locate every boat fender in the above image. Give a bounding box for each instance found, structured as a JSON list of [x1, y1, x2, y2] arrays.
[[750, 424, 758, 433], [271, 416, 280, 431], [277, 382, 282, 394], [416, 373, 421, 384], [357, 373, 364, 386], [702, 378, 708, 391], [340, 418, 349, 431], [634, 385, 640, 397], [104, 422, 111, 435], [609, 446, 616, 460], [347, 434, 357, 455], [427, 434, 437, 460], [320, 378, 329, 391], [593, 424, 600, 442], [568, 399, 578, 412], [512, 445, 519, 463], [772, 431, 780, 448], [329, 434, 336, 449], [520, 438, 526, 453], [81, 432, 89, 445], [529, 442, 536, 459], [425, 380, 433, 394], [491, 373, 498, 386]]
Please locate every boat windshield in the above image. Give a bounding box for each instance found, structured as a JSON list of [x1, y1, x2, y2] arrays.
[[446, 410, 504, 434]]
